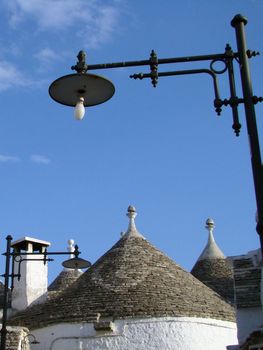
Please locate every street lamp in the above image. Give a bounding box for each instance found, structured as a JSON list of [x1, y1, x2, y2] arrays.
[[49, 51, 115, 120], [49, 14, 263, 252], [22, 334, 40, 350], [0, 235, 91, 350]]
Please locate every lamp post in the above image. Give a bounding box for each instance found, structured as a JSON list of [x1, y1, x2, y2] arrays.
[[0, 235, 91, 350], [49, 14, 263, 251]]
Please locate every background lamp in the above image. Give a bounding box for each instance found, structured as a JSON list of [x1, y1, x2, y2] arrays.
[[62, 257, 91, 269]]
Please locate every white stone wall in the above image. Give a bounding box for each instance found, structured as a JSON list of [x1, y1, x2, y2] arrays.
[[236, 307, 263, 344], [30, 317, 237, 350]]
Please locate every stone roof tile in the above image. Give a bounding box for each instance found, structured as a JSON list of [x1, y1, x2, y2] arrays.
[[191, 258, 234, 304], [48, 269, 83, 294], [233, 252, 261, 308]]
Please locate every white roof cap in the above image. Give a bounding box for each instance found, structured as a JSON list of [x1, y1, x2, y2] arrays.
[[11, 236, 50, 250], [197, 219, 225, 261]]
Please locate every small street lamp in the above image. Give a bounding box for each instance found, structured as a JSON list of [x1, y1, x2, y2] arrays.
[[22, 334, 40, 350], [49, 14, 263, 253], [0, 235, 91, 350]]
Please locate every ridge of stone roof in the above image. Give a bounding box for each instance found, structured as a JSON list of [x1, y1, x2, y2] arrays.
[[9, 208, 235, 329]]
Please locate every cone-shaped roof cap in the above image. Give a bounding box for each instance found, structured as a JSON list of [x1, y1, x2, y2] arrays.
[[9, 208, 235, 329], [196, 219, 225, 261], [191, 219, 234, 304]]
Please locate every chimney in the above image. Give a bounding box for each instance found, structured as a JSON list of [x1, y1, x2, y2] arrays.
[[11, 237, 50, 311]]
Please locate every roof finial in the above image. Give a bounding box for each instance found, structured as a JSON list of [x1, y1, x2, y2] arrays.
[[67, 239, 75, 259], [63, 239, 75, 271], [127, 205, 137, 230], [124, 205, 144, 238], [196, 218, 225, 261], [205, 218, 215, 239]]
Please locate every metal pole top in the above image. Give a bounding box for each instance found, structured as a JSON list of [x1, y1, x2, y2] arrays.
[[231, 14, 248, 27]]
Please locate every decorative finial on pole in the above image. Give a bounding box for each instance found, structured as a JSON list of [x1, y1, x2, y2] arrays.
[[71, 50, 88, 74], [150, 50, 158, 87]]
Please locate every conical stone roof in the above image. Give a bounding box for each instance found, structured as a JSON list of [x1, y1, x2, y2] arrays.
[[48, 239, 84, 297], [191, 219, 234, 304], [48, 269, 83, 296], [9, 208, 235, 330]]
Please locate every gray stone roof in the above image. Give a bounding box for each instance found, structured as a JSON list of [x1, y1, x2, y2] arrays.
[[48, 269, 83, 296], [48, 239, 84, 297], [232, 249, 261, 308], [191, 219, 234, 304], [9, 207, 235, 329], [191, 258, 234, 304]]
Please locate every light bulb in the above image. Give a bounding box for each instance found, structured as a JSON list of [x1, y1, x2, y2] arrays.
[[74, 97, 85, 120]]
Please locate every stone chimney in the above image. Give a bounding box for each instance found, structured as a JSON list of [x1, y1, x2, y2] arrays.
[[11, 237, 50, 311]]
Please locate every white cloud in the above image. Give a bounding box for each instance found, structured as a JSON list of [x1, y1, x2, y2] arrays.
[[34, 47, 61, 72], [0, 61, 31, 91], [0, 154, 20, 162], [36, 48, 57, 64], [0, 154, 51, 164], [5, 0, 121, 48], [77, 5, 119, 48], [30, 155, 51, 165]]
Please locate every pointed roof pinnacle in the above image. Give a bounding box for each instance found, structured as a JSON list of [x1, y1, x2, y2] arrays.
[[124, 205, 145, 238], [197, 218, 225, 261], [67, 239, 75, 258]]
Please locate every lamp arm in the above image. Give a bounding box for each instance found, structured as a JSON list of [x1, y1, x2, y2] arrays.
[[130, 68, 222, 116], [15, 257, 54, 281], [85, 51, 239, 71]]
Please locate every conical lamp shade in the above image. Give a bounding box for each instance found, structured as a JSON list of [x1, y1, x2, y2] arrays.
[[49, 73, 115, 107], [62, 257, 91, 269]]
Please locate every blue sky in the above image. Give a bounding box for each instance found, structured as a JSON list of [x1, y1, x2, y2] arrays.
[[0, 0, 262, 283]]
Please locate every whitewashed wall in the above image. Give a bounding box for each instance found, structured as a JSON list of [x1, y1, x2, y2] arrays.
[[236, 307, 263, 344], [12, 257, 48, 311], [30, 317, 237, 350]]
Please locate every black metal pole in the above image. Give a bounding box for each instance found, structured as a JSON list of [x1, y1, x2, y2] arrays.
[[231, 15, 263, 251], [0, 235, 12, 350]]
